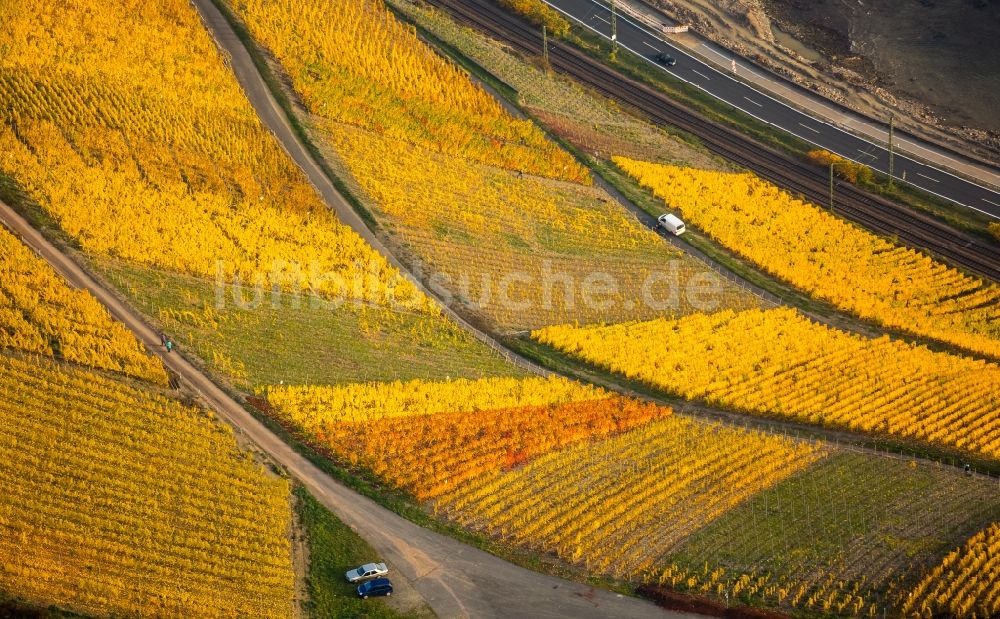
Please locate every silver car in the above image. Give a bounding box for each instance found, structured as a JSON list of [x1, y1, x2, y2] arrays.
[[346, 562, 389, 583]]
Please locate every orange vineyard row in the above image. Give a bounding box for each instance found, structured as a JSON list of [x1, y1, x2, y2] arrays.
[[318, 396, 671, 500]]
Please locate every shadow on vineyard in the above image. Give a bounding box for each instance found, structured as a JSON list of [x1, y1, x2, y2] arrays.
[[98, 259, 521, 388], [663, 452, 1000, 614], [2, 0, 999, 615], [0, 599, 86, 619]]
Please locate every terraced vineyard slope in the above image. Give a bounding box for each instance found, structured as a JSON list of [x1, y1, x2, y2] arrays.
[[615, 158, 1000, 358], [0, 0, 428, 311], [0, 355, 295, 618], [0, 226, 166, 384], [535, 307, 1000, 460], [229, 0, 761, 329], [0, 227, 293, 616], [901, 522, 1000, 618], [4, 2, 996, 619]]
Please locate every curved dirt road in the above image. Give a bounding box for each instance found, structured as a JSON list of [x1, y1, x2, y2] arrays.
[[192, 0, 550, 377], [1, 219, 682, 619], [0, 0, 690, 614]]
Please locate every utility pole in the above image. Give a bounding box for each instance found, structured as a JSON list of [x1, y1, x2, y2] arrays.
[[888, 114, 895, 188], [829, 161, 848, 212], [542, 25, 549, 70], [610, 0, 618, 58]]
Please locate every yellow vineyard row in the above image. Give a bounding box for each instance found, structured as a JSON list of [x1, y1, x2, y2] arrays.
[[233, 0, 587, 182], [901, 523, 1000, 618], [0, 0, 428, 311], [614, 158, 1000, 358], [535, 308, 1000, 459], [264, 374, 607, 427], [0, 354, 293, 618], [0, 225, 166, 384]]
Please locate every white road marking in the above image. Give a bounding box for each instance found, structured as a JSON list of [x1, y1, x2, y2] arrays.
[[643, 41, 659, 51], [543, 0, 1000, 217], [982, 197, 1000, 207], [857, 149, 878, 160], [917, 172, 940, 183], [592, 13, 609, 25], [743, 96, 762, 107], [692, 69, 711, 80], [797, 122, 820, 134]]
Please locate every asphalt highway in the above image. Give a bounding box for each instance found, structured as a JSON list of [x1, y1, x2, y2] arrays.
[[548, 0, 1000, 219]]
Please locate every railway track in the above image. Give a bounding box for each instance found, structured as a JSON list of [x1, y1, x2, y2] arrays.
[[427, 0, 1000, 283]]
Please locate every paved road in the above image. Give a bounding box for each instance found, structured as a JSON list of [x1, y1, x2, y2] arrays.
[[634, 1, 1000, 193], [546, 0, 1000, 219], [0, 198, 687, 619]]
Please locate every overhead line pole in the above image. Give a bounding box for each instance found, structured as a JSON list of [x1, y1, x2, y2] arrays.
[[830, 161, 849, 213], [542, 24, 549, 70], [610, 0, 618, 58]]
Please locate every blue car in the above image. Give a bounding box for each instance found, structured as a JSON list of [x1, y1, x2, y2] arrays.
[[357, 577, 393, 599]]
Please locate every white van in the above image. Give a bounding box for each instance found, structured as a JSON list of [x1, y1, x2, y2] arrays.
[[657, 213, 686, 236]]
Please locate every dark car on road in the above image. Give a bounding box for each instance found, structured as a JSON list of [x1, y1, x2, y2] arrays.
[[357, 578, 393, 599], [654, 52, 676, 66]]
